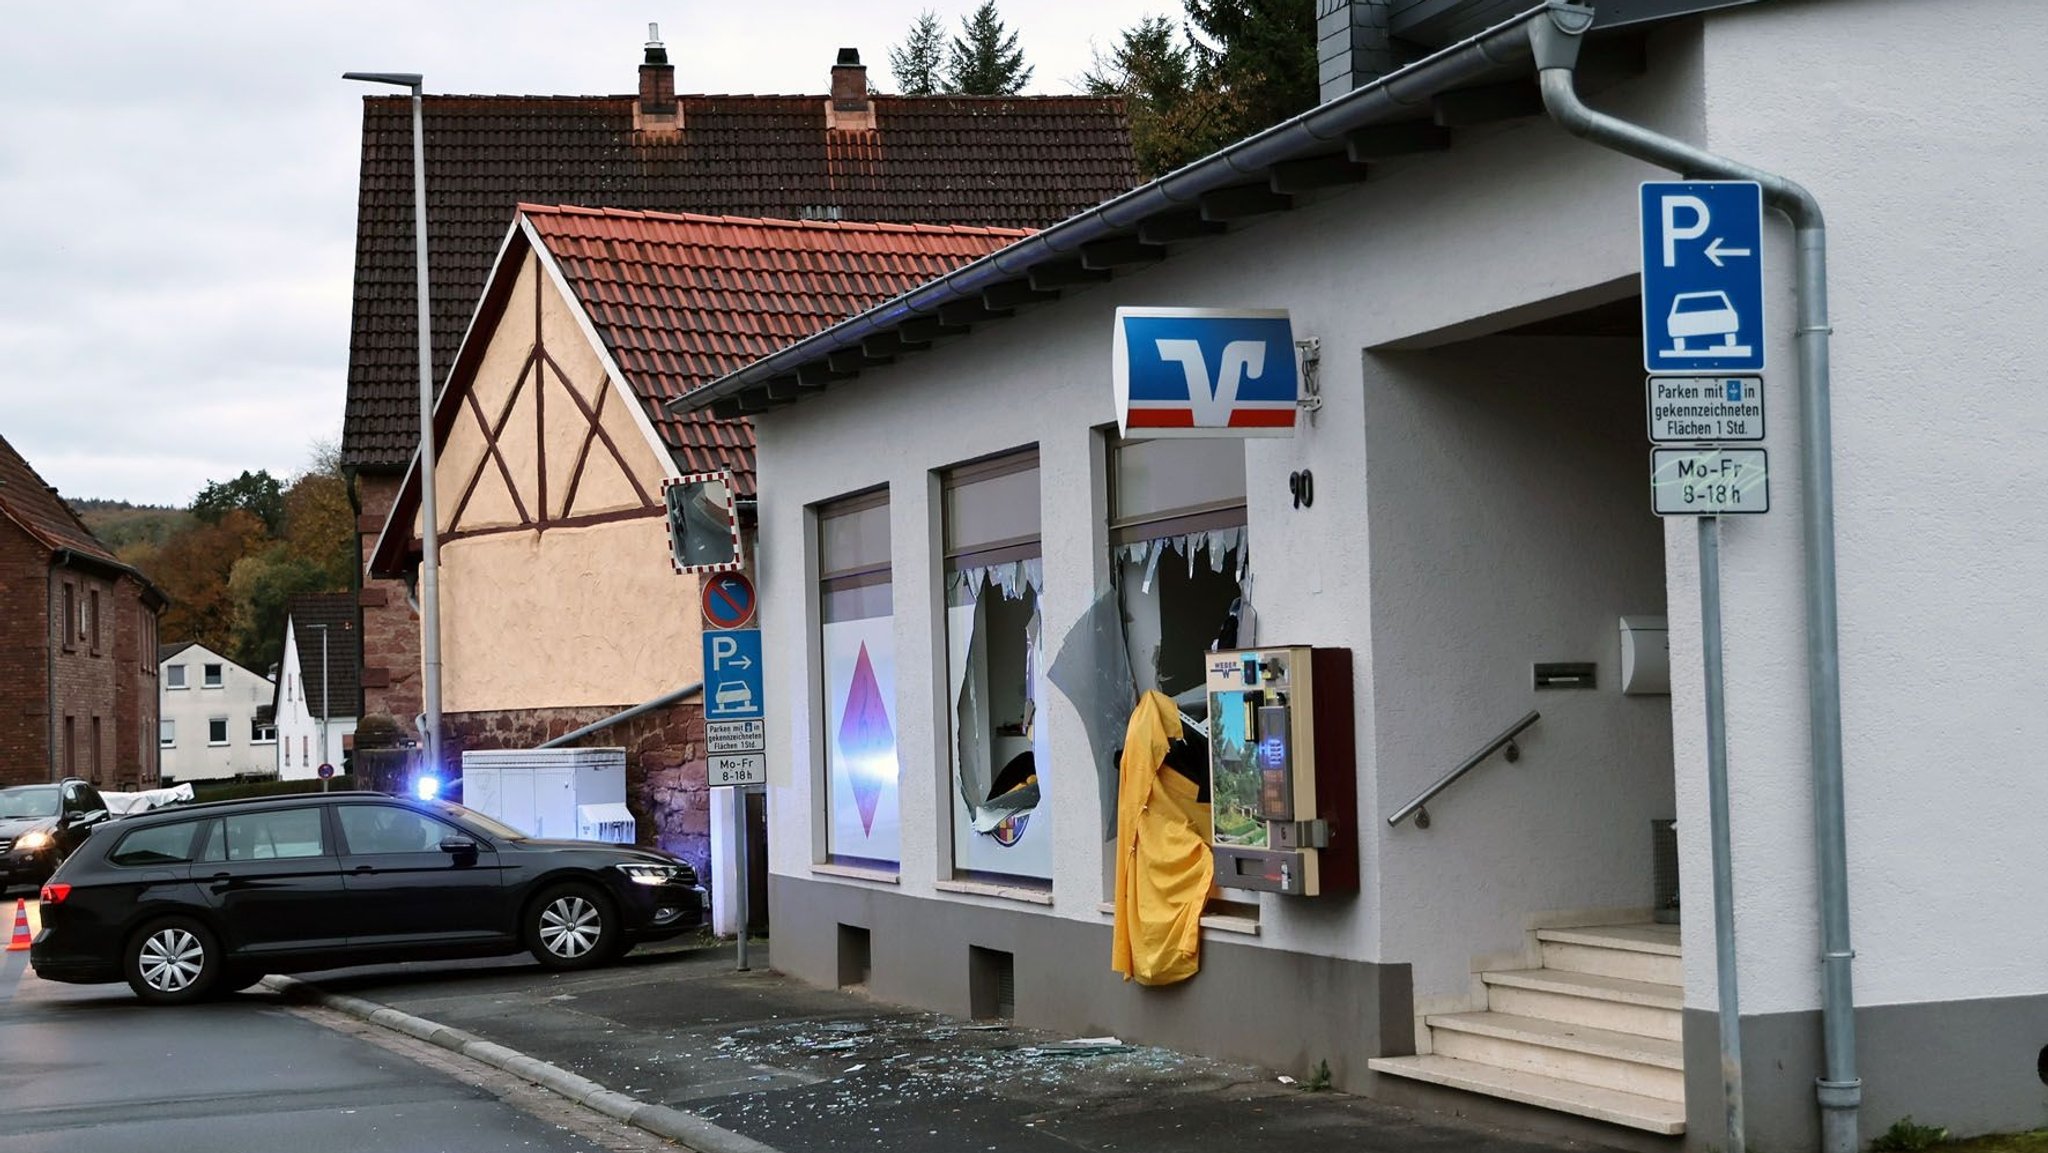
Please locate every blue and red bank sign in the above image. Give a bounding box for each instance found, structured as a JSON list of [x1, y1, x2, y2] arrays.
[[1113, 307, 1300, 438]]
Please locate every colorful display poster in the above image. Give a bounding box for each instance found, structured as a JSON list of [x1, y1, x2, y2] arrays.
[[822, 615, 900, 863]]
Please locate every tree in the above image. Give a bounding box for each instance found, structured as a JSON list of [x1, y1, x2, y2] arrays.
[[191, 469, 285, 535], [889, 10, 948, 96], [1183, 0, 1317, 137], [151, 509, 267, 653], [948, 1, 1033, 96], [223, 455, 356, 671], [1084, 15, 1218, 178]]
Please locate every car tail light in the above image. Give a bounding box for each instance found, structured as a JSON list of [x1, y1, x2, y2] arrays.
[[40, 882, 70, 905]]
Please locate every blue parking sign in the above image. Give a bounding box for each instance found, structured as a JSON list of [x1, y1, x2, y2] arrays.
[[1640, 181, 1765, 374], [702, 628, 763, 721]]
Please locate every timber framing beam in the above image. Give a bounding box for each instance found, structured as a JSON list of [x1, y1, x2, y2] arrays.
[[1028, 261, 1112, 291], [1269, 153, 1372, 195], [1345, 120, 1452, 161], [982, 280, 1059, 310], [1431, 80, 1544, 127], [1198, 183, 1293, 222], [1080, 237, 1166, 270], [1138, 211, 1226, 244], [796, 362, 851, 388], [938, 299, 1014, 327]]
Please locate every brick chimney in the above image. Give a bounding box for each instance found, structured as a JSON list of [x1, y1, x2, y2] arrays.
[[1317, 0, 1395, 103], [826, 47, 875, 131], [636, 23, 680, 134]]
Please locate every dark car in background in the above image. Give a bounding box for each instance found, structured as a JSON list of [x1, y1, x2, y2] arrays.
[[1, 779, 112, 891], [31, 790, 705, 1004]]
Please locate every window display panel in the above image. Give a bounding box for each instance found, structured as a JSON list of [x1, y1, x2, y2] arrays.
[[819, 494, 899, 866]]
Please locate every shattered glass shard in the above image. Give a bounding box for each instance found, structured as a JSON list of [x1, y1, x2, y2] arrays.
[[838, 641, 896, 835]]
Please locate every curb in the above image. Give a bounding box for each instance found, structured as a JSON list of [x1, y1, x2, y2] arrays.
[[265, 975, 782, 1153]]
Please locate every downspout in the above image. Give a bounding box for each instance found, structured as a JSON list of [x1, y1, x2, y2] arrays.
[[537, 683, 704, 750], [1529, 10, 1859, 1153]]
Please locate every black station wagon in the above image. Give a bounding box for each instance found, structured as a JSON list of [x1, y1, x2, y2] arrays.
[[30, 790, 705, 1003]]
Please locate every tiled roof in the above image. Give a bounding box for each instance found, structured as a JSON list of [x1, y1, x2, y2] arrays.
[[343, 91, 1137, 469], [526, 206, 1028, 491], [0, 433, 124, 568], [158, 641, 196, 664], [283, 593, 361, 720]]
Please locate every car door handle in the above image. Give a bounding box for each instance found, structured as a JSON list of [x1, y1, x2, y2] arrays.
[[351, 865, 376, 875]]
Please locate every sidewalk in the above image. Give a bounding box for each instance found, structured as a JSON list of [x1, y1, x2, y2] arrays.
[[281, 941, 1618, 1153]]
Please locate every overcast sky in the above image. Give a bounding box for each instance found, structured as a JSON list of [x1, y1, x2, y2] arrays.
[[0, 1, 1160, 507]]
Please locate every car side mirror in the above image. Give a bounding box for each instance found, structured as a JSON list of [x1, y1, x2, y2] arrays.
[[68, 809, 106, 829], [439, 835, 478, 855]]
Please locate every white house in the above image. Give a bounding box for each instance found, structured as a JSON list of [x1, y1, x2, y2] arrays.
[[667, 2, 2048, 1150], [156, 642, 274, 783], [275, 593, 359, 781]]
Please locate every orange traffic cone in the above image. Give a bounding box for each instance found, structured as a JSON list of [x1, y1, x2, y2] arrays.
[[6, 899, 29, 951]]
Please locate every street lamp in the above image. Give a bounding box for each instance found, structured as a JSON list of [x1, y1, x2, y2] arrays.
[[344, 70, 443, 781], [307, 623, 331, 790]]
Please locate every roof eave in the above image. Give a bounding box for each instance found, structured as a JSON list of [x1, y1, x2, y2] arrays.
[[667, 1, 1608, 418]]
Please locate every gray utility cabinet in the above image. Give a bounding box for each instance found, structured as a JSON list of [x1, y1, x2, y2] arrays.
[[458, 747, 634, 843]]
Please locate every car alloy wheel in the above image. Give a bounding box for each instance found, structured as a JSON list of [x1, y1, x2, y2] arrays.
[[139, 927, 205, 993], [539, 894, 601, 959]]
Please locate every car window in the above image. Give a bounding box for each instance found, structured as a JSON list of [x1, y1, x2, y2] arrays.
[[338, 806, 455, 855], [201, 808, 328, 862], [110, 821, 202, 867], [0, 786, 59, 819], [73, 783, 106, 814]]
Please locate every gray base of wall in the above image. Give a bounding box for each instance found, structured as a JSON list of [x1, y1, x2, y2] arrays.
[[1682, 997, 2048, 1151], [769, 873, 1412, 1090]]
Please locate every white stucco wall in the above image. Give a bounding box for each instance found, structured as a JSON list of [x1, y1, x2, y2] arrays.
[[756, 0, 2048, 1026], [158, 645, 274, 782], [276, 624, 356, 782]]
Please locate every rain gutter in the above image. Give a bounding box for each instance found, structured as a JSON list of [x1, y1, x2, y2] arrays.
[[1529, 9, 1859, 1152], [670, 1, 1587, 416]]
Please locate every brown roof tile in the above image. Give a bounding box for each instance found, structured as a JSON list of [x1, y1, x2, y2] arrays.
[[343, 91, 1137, 469], [283, 592, 361, 720], [0, 433, 125, 568]]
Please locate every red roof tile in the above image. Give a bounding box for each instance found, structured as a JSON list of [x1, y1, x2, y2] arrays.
[[343, 91, 1137, 469], [535, 206, 1027, 493]]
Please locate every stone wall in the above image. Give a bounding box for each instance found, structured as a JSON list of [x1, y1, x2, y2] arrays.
[[354, 470, 422, 740], [443, 696, 710, 880]]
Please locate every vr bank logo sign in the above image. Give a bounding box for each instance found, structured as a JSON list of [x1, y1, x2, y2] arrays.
[[1113, 308, 1300, 438]]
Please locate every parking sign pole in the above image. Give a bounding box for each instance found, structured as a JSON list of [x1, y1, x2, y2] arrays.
[[734, 789, 751, 972], [1698, 514, 1746, 1152]]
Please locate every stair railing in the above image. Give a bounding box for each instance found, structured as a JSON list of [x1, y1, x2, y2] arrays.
[[1387, 710, 1540, 830]]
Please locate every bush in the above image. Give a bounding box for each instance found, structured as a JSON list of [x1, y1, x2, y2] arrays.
[[1875, 1117, 1951, 1152], [190, 776, 361, 804]]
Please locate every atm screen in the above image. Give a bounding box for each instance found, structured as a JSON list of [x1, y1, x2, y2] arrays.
[[1255, 703, 1293, 820]]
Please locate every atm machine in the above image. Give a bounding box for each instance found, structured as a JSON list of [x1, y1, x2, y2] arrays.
[[1205, 646, 1358, 897]]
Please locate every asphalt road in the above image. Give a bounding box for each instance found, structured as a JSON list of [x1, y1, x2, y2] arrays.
[[0, 905, 671, 1153]]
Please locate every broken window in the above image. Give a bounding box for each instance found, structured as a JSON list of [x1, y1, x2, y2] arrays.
[[943, 450, 1051, 881], [818, 489, 900, 868]]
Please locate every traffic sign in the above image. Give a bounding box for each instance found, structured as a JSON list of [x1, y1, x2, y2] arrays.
[[1641, 181, 1765, 374], [317, 762, 335, 780], [707, 718, 765, 755], [702, 628, 764, 721], [700, 571, 757, 630], [709, 752, 767, 787], [1651, 448, 1770, 516], [1647, 376, 1764, 443]]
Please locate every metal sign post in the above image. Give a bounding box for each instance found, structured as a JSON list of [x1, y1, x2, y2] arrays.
[[1696, 515, 1745, 1153], [701, 625, 765, 972], [734, 793, 750, 972]]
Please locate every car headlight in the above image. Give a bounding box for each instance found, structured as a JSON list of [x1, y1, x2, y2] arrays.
[[14, 830, 53, 852], [616, 863, 681, 886]]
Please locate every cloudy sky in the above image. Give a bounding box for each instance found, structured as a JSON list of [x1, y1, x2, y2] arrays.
[[0, 0, 1160, 507]]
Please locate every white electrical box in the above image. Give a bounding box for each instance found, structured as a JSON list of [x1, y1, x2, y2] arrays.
[[1619, 616, 1670, 696], [458, 747, 631, 841]]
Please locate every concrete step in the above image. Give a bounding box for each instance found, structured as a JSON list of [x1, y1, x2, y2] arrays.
[[1538, 924, 1682, 986], [1483, 968, 1683, 1041], [1426, 1011, 1684, 1102], [1368, 1054, 1687, 1135]]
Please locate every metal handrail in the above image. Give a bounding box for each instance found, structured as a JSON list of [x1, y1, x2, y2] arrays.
[[1387, 710, 1540, 829]]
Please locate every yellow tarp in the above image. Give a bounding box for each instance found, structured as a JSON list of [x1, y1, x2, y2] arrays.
[[1111, 690, 1214, 986]]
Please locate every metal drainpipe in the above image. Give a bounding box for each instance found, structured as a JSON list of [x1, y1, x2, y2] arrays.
[[1529, 9, 1860, 1151]]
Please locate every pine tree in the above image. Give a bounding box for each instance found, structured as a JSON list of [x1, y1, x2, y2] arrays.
[[1183, 0, 1317, 134], [888, 10, 948, 96], [947, 1, 1034, 96]]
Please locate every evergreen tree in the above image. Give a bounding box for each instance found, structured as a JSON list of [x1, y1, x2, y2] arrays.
[[888, 10, 948, 96], [1184, 0, 1317, 135], [947, 1, 1034, 96]]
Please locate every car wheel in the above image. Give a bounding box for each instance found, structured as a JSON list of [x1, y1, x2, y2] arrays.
[[124, 917, 221, 1005], [525, 882, 618, 970]]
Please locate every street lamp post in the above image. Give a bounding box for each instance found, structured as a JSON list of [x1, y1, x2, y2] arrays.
[[308, 623, 331, 791], [343, 70, 443, 780]]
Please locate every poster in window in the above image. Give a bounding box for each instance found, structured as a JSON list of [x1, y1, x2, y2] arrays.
[[822, 615, 900, 863]]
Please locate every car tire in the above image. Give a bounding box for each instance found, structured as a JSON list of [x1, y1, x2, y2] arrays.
[[525, 882, 618, 971], [124, 917, 221, 1005]]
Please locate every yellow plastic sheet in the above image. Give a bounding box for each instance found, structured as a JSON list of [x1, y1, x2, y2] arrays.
[[1111, 690, 1214, 986]]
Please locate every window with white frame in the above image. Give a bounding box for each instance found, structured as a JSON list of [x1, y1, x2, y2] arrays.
[[942, 450, 1050, 882], [166, 664, 187, 690], [817, 490, 898, 868], [251, 719, 276, 744], [208, 717, 229, 746], [160, 719, 175, 748], [203, 663, 224, 689]]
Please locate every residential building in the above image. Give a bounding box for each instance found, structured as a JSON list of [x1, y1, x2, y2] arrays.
[[667, 1, 2048, 1149], [341, 34, 1140, 754], [275, 593, 360, 780], [156, 641, 275, 783], [0, 434, 165, 789], [368, 205, 1029, 880]]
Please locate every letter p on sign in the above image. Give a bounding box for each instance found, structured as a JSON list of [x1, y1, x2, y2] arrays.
[[1661, 195, 1709, 267]]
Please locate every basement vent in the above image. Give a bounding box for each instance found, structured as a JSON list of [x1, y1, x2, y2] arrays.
[[1652, 819, 1680, 924], [837, 923, 872, 989], [969, 945, 1015, 1021]]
